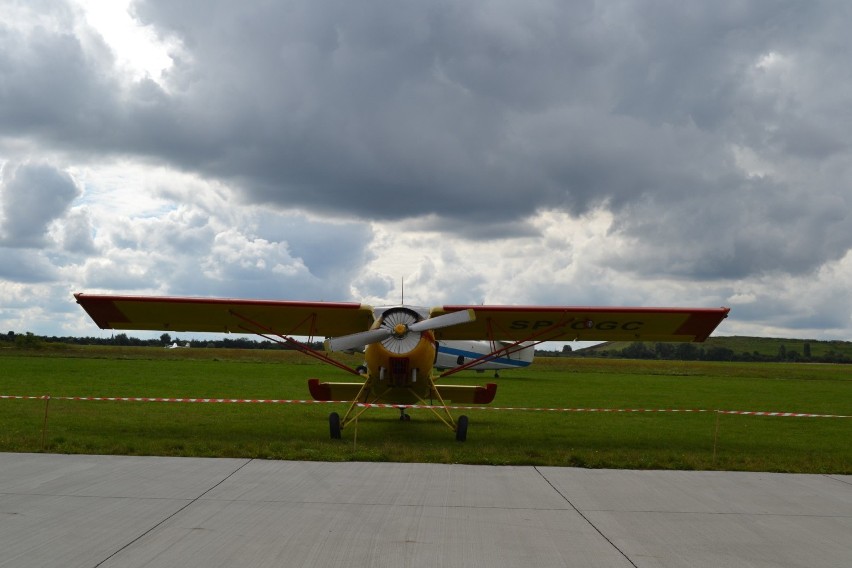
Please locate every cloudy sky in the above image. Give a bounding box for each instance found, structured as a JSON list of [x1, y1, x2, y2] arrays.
[[1, 0, 851, 341]]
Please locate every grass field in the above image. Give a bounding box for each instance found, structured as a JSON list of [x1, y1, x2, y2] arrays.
[[1, 345, 850, 473], [582, 335, 852, 359]]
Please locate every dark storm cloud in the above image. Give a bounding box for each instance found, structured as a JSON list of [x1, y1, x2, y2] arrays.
[[607, 174, 851, 279], [0, 3, 119, 145], [2, 0, 851, 282]]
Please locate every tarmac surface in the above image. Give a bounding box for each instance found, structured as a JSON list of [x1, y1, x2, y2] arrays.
[[0, 453, 850, 567]]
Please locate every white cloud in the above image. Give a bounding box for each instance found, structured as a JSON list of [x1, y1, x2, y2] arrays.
[[73, 0, 175, 84], [0, 249, 59, 283], [0, 162, 81, 247], [52, 215, 94, 258]]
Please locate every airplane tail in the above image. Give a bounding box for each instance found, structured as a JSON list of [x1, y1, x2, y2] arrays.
[[505, 341, 535, 363]]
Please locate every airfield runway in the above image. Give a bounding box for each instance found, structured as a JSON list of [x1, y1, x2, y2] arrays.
[[0, 453, 849, 567]]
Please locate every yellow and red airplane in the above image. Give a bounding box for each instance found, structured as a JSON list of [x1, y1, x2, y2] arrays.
[[74, 293, 729, 441]]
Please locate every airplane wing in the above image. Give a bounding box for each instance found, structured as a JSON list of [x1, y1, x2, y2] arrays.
[[74, 294, 375, 338], [429, 305, 729, 343]]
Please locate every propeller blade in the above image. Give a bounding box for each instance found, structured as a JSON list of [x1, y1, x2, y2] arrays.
[[409, 309, 475, 332], [325, 328, 391, 352], [326, 309, 475, 352]]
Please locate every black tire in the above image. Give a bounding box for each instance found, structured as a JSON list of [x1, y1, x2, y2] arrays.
[[455, 415, 468, 442], [329, 412, 341, 439]]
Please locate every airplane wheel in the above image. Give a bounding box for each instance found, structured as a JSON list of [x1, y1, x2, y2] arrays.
[[329, 412, 341, 439], [455, 415, 468, 442]]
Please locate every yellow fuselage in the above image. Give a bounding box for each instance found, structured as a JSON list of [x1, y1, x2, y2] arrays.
[[363, 331, 437, 403]]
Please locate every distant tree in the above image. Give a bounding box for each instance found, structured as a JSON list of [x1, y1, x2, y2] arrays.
[[14, 332, 42, 349], [705, 346, 734, 361], [803, 342, 811, 359], [160, 333, 172, 346], [777, 344, 787, 361], [561, 345, 573, 354], [622, 342, 655, 359], [655, 343, 675, 359], [823, 350, 850, 363], [675, 343, 699, 360], [113, 333, 131, 346]]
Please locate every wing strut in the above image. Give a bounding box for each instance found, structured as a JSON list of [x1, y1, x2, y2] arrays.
[[229, 309, 362, 376], [440, 315, 577, 378]]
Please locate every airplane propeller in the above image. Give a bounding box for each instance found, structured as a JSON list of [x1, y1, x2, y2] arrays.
[[407, 308, 475, 332], [324, 328, 391, 352], [325, 308, 475, 352]]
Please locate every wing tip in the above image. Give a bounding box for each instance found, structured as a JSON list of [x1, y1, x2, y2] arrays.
[[682, 307, 731, 342], [74, 292, 128, 329]]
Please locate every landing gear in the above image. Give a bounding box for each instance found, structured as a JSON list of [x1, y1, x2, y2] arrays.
[[455, 415, 468, 442], [329, 412, 341, 439], [399, 408, 411, 421]]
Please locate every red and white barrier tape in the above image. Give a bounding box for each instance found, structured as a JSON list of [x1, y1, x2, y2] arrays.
[[2, 395, 849, 418], [0, 395, 338, 404], [359, 404, 851, 418]]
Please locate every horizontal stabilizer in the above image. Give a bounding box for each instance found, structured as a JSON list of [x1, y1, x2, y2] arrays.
[[435, 383, 497, 404], [308, 379, 364, 402]]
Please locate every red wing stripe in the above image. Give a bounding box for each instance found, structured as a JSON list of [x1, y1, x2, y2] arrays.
[[74, 295, 129, 328], [675, 308, 731, 341], [443, 305, 727, 315], [75, 293, 363, 310]]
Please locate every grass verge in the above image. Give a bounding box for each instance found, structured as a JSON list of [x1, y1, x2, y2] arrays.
[[1, 346, 849, 472]]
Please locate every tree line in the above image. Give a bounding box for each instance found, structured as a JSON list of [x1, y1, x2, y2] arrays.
[[6, 331, 850, 363], [2, 331, 322, 351], [537, 341, 851, 363]]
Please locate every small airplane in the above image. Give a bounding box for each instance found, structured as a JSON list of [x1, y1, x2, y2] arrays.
[[435, 340, 535, 376], [74, 293, 729, 441]]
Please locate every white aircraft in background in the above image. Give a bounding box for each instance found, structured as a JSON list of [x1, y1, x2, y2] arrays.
[[75, 293, 729, 441], [435, 340, 534, 376]]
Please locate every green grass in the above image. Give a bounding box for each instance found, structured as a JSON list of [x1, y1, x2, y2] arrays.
[[1, 346, 850, 472]]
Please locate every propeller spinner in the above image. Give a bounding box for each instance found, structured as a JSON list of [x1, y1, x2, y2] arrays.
[[325, 308, 475, 353]]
